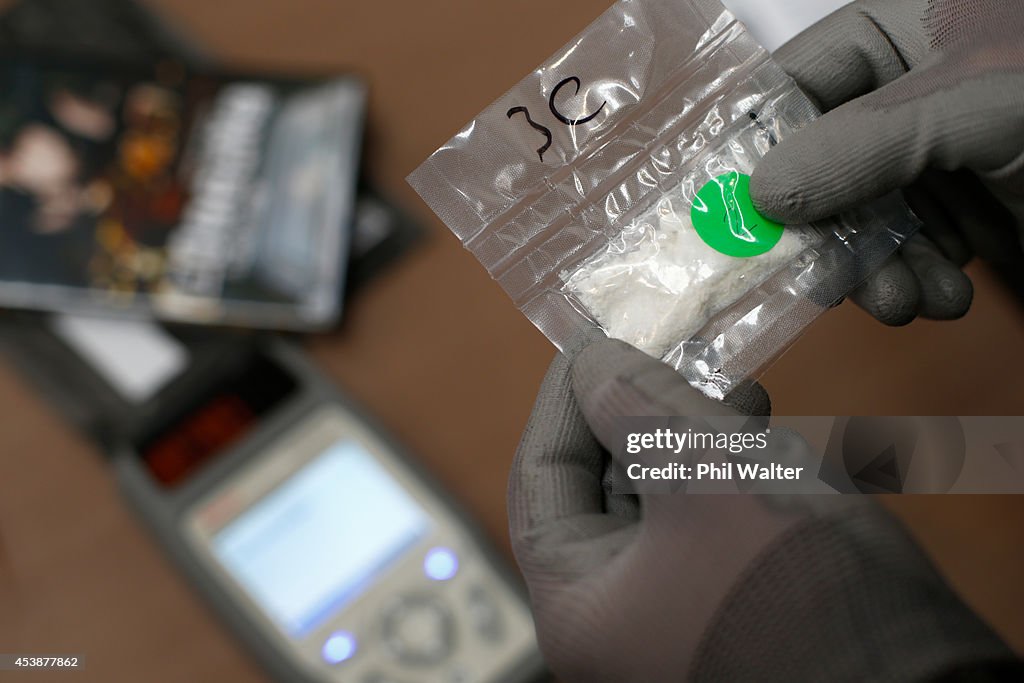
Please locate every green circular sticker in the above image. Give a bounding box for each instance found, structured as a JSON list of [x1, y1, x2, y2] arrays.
[[691, 172, 784, 258]]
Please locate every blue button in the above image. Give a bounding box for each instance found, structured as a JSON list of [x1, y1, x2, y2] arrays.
[[322, 631, 357, 664], [423, 547, 459, 581]]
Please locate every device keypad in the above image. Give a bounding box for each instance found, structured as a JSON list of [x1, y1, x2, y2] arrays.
[[313, 543, 538, 682], [350, 547, 526, 682], [381, 594, 455, 665]]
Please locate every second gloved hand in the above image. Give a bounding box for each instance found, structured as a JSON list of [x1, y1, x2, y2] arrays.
[[510, 339, 1017, 682], [750, 0, 1024, 325]]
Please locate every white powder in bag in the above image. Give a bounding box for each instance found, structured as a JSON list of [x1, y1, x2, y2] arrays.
[[562, 194, 813, 358]]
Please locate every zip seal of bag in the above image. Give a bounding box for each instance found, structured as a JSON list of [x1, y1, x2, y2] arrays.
[[408, 0, 920, 400]]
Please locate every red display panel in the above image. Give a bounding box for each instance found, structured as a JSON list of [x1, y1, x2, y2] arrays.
[[138, 353, 296, 487]]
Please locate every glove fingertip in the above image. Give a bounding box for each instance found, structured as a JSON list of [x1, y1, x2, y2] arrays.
[[749, 158, 804, 223], [850, 260, 921, 327], [723, 380, 772, 419], [749, 151, 833, 225], [571, 338, 663, 417], [919, 266, 974, 321], [901, 235, 975, 321], [571, 338, 639, 391]]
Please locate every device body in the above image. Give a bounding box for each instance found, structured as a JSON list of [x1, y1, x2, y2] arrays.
[[114, 341, 545, 683]]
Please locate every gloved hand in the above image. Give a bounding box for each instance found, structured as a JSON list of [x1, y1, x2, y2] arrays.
[[750, 0, 1024, 325], [510, 338, 1018, 682]]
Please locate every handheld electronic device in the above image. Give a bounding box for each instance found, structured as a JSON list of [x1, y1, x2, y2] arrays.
[[113, 340, 545, 683]]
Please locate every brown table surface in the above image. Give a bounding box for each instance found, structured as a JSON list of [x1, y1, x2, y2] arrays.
[[1, 1, 1023, 681]]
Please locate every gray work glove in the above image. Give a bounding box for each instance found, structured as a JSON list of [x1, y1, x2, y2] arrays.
[[750, 0, 1024, 325], [510, 339, 1019, 682]]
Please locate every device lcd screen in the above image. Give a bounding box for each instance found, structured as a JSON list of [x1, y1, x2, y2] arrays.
[[211, 440, 429, 636]]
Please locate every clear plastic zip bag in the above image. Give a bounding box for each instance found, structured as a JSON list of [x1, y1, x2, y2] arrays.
[[409, 0, 919, 399]]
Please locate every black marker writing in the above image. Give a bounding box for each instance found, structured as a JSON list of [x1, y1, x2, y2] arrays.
[[507, 106, 553, 163], [549, 76, 606, 126]]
